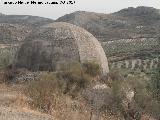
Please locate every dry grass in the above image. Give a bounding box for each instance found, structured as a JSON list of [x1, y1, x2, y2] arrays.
[[0, 84, 54, 120], [0, 84, 27, 107]]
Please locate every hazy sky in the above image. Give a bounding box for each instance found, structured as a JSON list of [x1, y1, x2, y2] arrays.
[[0, 0, 160, 19]]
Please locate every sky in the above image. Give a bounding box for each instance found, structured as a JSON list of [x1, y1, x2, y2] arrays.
[[0, 0, 160, 19]]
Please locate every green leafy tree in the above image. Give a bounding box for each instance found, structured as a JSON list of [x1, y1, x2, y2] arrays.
[[151, 37, 160, 100]]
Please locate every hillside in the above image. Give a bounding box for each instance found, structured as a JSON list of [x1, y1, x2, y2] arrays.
[[0, 14, 54, 26], [57, 6, 160, 69], [0, 6, 159, 70], [0, 23, 32, 44], [0, 13, 4, 16], [57, 6, 160, 42], [0, 7, 160, 120], [0, 14, 54, 45]]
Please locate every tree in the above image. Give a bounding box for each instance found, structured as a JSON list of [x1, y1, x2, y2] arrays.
[[151, 37, 160, 100]]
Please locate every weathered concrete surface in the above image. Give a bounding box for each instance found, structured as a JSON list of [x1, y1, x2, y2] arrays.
[[15, 22, 109, 75]]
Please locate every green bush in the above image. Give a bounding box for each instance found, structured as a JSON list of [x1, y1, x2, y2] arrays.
[[0, 47, 17, 68], [82, 61, 100, 77], [57, 62, 90, 97], [150, 59, 160, 101], [104, 68, 160, 119], [0, 68, 17, 83]]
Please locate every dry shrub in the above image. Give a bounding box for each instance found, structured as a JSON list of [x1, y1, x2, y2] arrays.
[[0, 70, 5, 83], [25, 62, 92, 114], [57, 62, 91, 97], [25, 72, 65, 113], [107, 69, 160, 119], [52, 96, 90, 120], [23, 62, 100, 118], [108, 69, 124, 81], [0, 68, 17, 83], [13, 92, 31, 109]]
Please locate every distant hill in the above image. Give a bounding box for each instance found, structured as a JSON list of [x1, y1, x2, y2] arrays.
[[114, 6, 160, 18], [0, 7, 159, 70], [0, 14, 54, 26], [56, 6, 160, 42], [56, 6, 160, 70], [0, 23, 32, 44], [0, 14, 54, 44], [0, 13, 4, 16]]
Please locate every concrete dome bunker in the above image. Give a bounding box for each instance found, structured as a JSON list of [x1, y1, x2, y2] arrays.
[[15, 22, 109, 75]]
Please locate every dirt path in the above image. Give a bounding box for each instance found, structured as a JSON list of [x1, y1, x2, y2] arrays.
[[0, 84, 55, 120], [0, 107, 53, 120]]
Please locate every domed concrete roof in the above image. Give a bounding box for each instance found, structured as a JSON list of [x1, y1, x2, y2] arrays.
[[15, 22, 109, 75]]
